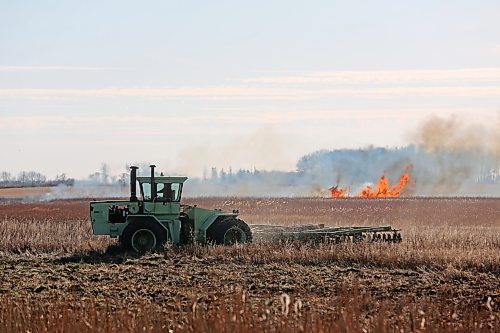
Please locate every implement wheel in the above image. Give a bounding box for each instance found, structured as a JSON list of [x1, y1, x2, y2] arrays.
[[207, 218, 253, 245], [121, 220, 168, 254]]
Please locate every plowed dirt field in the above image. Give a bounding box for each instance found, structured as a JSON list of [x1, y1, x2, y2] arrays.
[[0, 198, 498, 332]]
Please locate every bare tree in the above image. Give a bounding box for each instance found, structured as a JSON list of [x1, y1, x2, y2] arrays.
[[26, 171, 37, 185], [89, 172, 101, 183], [18, 171, 28, 184], [101, 163, 110, 184], [23, 171, 46, 185], [35, 172, 46, 183], [118, 173, 129, 186], [0, 171, 12, 182], [56, 173, 67, 182]]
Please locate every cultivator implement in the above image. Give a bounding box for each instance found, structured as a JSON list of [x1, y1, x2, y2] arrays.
[[250, 224, 402, 243]]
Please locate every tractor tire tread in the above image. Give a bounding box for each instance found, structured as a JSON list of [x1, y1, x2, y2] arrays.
[[120, 219, 168, 253], [206, 217, 253, 245]]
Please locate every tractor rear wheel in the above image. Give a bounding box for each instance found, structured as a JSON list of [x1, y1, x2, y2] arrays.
[[207, 218, 252, 245], [121, 220, 168, 254]]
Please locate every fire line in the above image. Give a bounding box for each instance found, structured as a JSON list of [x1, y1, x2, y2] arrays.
[[330, 166, 412, 198]]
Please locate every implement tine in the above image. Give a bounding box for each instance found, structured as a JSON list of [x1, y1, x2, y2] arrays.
[[250, 223, 402, 243]]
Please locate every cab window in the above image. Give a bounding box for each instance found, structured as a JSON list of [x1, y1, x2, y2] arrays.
[[141, 182, 152, 200], [156, 182, 182, 202], [171, 183, 181, 201], [140, 181, 182, 202]]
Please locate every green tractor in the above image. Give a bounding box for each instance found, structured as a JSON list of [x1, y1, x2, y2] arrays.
[[90, 165, 252, 253]]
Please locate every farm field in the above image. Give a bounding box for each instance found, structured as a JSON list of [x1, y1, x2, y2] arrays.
[[0, 197, 499, 332], [0, 186, 53, 199]]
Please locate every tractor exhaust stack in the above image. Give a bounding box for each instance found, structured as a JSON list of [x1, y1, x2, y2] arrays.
[[150, 164, 156, 199], [130, 166, 138, 201]]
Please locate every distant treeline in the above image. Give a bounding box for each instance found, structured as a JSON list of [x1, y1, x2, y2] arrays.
[[0, 171, 74, 188], [3, 144, 499, 197]]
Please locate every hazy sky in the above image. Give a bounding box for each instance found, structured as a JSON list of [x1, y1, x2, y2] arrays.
[[1, 1, 499, 178]]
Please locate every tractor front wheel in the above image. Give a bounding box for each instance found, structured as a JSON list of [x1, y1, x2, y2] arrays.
[[121, 220, 168, 254], [207, 218, 253, 245]]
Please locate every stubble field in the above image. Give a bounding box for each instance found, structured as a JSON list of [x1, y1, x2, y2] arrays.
[[0, 197, 498, 332]]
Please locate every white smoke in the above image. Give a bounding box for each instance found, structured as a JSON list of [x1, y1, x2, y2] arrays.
[[6, 114, 500, 201]]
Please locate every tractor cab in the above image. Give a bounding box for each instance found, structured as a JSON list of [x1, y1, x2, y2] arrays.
[[137, 176, 187, 202]]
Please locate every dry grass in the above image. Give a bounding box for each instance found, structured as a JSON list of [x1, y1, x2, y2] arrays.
[[1, 287, 496, 333], [0, 198, 498, 332], [0, 198, 498, 272], [0, 218, 111, 254], [0, 219, 497, 272], [0, 186, 53, 198]]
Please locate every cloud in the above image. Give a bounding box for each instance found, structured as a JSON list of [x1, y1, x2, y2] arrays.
[[1, 67, 499, 101], [0, 108, 495, 131], [0, 85, 499, 100], [0, 115, 270, 130], [0, 66, 122, 72], [242, 68, 500, 85]]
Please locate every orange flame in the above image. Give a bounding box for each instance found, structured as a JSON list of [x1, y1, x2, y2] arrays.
[[330, 166, 412, 198], [329, 185, 348, 198], [359, 167, 411, 198]]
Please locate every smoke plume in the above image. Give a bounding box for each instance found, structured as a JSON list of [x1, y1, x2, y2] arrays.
[[181, 114, 500, 197], [408, 114, 500, 195], [7, 114, 499, 201], [412, 114, 500, 157]]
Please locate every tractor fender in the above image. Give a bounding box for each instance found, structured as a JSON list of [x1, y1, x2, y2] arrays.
[[125, 215, 181, 244]]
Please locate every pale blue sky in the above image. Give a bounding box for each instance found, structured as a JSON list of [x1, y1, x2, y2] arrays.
[[1, 1, 499, 178]]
